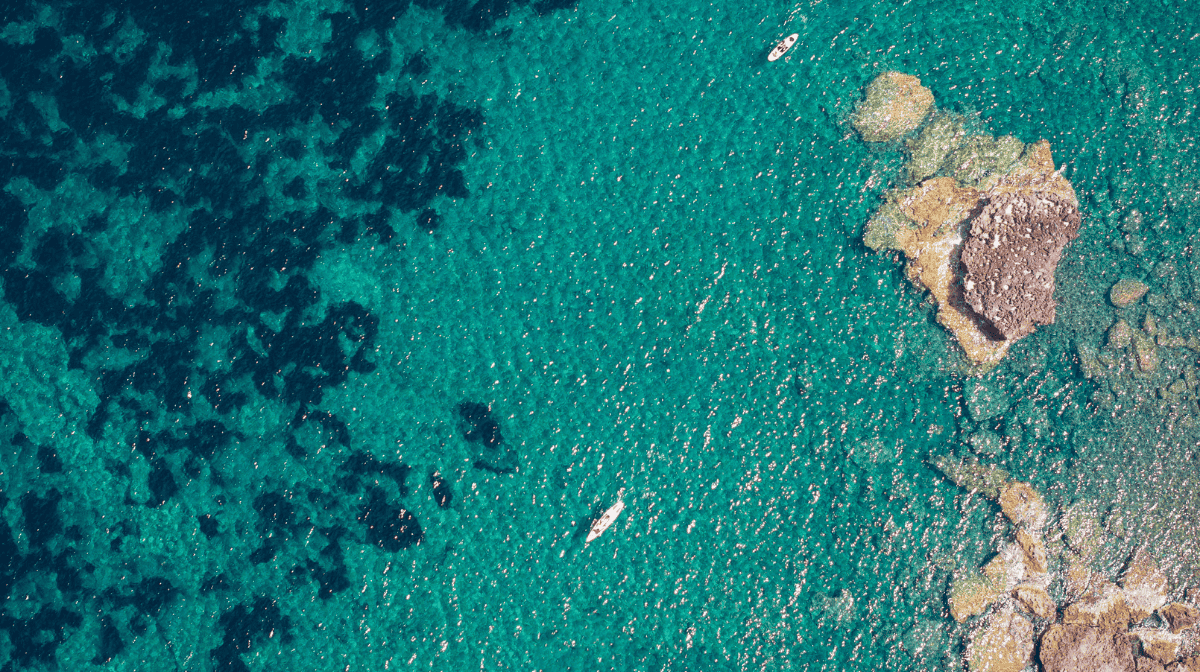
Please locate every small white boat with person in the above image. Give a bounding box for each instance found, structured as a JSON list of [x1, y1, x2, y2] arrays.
[[586, 495, 626, 543], [768, 33, 799, 62]]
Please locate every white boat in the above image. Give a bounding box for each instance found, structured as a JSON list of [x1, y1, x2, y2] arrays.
[[768, 33, 799, 62], [586, 498, 626, 543]]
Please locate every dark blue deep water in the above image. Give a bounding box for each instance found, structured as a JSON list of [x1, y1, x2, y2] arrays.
[[1, 0, 1199, 669]]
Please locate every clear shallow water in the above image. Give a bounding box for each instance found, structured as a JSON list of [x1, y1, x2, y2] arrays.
[[0, 0, 1198, 669]]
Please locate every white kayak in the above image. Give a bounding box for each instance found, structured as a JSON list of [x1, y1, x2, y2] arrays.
[[768, 33, 799, 62], [586, 499, 626, 543]]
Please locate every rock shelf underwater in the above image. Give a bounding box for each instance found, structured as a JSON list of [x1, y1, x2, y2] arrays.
[[1, 0, 1200, 670]]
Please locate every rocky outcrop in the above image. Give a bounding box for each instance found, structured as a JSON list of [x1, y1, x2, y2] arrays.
[[1161, 603, 1200, 634], [851, 72, 934, 142], [939, 474, 1200, 672], [1040, 624, 1135, 672], [857, 72, 1080, 369], [862, 140, 1078, 368], [1122, 549, 1170, 621], [960, 192, 1081, 341], [967, 605, 1034, 672], [999, 481, 1048, 531]]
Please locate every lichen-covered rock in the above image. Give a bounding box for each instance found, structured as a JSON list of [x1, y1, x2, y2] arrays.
[[1137, 655, 1168, 672], [1174, 655, 1200, 672], [932, 455, 1010, 499], [1112, 279, 1151, 307], [960, 192, 1081, 341], [906, 113, 967, 183], [1160, 603, 1200, 634], [1000, 481, 1048, 531], [891, 177, 1012, 366], [1121, 550, 1169, 621], [1040, 623, 1135, 672], [1014, 584, 1057, 619], [852, 72, 934, 142], [967, 605, 1034, 672]]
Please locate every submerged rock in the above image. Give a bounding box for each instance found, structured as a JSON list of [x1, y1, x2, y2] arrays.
[[967, 605, 1034, 672], [1132, 331, 1160, 373], [1109, 319, 1135, 349], [1111, 279, 1150, 308], [966, 381, 1010, 421], [960, 192, 1081, 341], [932, 455, 1010, 499], [852, 72, 934, 142], [944, 134, 1026, 186], [950, 569, 1006, 622], [1121, 549, 1169, 622], [906, 113, 968, 183]]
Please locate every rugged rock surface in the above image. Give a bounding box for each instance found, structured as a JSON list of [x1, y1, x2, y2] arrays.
[[851, 72, 934, 142], [863, 138, 1078, 368], [999, 481, 1048, 531], [1040, 624, 1135, 672], [960, 192, 1081, 341], [967, 605, 1034, 672], [1014, 585, 1056, 619], [1161, 603, 1200, 634], [1121, 549, 1170, 621]]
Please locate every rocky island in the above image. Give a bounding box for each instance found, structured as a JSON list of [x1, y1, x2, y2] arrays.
[[855, 72, 1081, 369]]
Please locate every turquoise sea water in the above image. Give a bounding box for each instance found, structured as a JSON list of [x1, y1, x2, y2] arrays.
[[1, 0, 1199, 669]]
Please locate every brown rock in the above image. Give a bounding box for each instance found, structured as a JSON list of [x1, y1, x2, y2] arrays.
[[968, 605, 1034, 672], [1040, 623, 1135, 672], [960, 192, 1081, 340], [999, 481, 1048, 530], [871, 141, 1077, 368], [1112, 278, 1151, 307], [1132, 629, 1181, 666], [1170, 656, 1200, 672], [1062, 582, 1131, 630], [1014, 584, 1057, 619], [1122, 549, 1169, 621], [1138, 657, 1168, 672], [851, 72, 934, 142], [1015, 528, 1048, 574], [1161, 603, 1200, 634], [950, 570, 1006, 622]]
